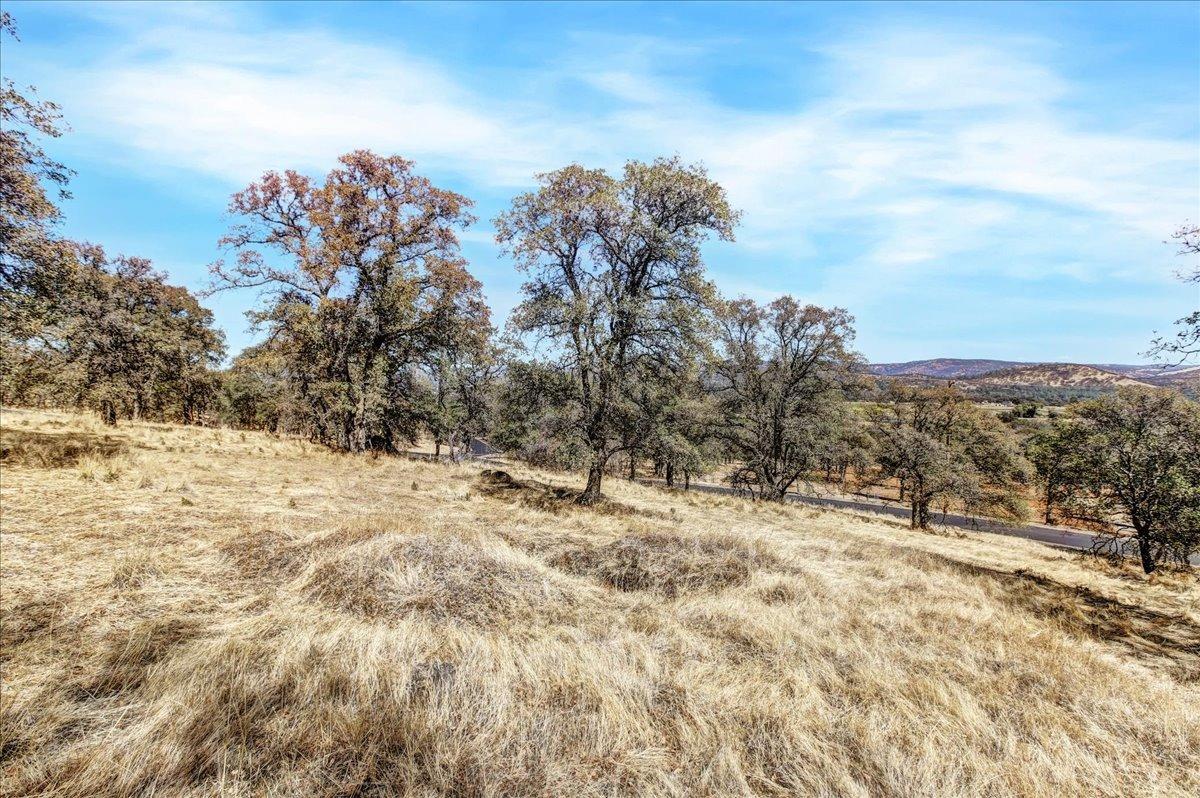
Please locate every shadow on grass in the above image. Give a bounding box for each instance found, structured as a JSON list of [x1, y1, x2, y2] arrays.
[[475, 469, 638, 517], [912, 549, 1200, 681], [0, 429, 126, 469]]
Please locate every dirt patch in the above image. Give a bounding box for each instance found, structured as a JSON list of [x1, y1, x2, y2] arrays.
[[551, 531, 778, 598], [0, 430, 126, 469]]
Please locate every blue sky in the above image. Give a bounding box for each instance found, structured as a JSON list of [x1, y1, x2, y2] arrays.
[[5, 0, 1199, 363]]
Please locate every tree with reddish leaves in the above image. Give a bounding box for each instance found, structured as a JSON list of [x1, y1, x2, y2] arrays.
[[210, 151, 483, 452]]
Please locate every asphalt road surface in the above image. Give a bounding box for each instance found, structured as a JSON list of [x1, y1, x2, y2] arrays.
[[642, 478, 1200, 566], [400, 452, 1195, 566]]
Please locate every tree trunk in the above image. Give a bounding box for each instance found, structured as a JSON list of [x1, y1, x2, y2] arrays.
[[683, 470, 691, 491], [628, 451, 637, 480], [911, 497, 929, 529], [352, 403, 368, 452], [665, 461, 675, 488], [1135, 526, 1156, 574], [577, 462, 604, 505], [349, 421, 366, 453], [100, 400, 117, 427], [435, 441, 441, 459], [1043, 480, 1055, 525]]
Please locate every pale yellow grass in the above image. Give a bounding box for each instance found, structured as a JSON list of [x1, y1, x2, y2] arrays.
[[1, 407, 1198, 797]]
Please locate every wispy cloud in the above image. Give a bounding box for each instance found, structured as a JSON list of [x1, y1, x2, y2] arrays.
[[16, 2, 1198, 359]]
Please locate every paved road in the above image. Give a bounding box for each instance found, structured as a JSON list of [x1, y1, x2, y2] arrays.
[[402, 455, 1195, 566], [640, 478, 1189, 562]]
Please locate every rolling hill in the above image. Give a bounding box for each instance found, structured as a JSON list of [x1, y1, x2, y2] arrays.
[[968, 363, 1152, 389], [870, 359, 1197, 394], [869, 358, 1024, 378], [1096, 364, 1200, 382], [1138, 365, 1200, 389], [2, 408, 1198, 797]]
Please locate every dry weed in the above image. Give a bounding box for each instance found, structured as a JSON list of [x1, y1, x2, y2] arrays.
[[1, 407, 1197, 798]]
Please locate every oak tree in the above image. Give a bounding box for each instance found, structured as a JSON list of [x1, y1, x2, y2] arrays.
[[0, 12, 76, 340], [210, 151, 481, 452], [713, 296, 860, 501], [13, 244, 225, 425], [1059, 388, 1200, 572], [495, 158, 737, 503], [867, 383, 1031, 528], [419, 296, 499, 460], [1024, 419, 1090, 525]]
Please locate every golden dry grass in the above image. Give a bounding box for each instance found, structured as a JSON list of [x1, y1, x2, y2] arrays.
[[1, 407, 1198, 797]]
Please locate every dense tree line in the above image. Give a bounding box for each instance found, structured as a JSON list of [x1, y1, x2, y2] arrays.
[[2, 13, 1196, 572], [2, 14, 224, 425], [3, 244, 224, 423]]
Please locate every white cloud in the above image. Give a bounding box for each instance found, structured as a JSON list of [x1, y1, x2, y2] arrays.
[[25, 4, 1200, 309], [46, 7, 551, 187]]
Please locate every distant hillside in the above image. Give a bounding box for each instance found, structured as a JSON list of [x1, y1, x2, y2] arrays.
[[1134, 365, 1200, 389], [870, 358, 1198, 388], [1095, 363, 1200, 381], [869, 359, 1023, 378], [968, 363, 1150, 389]]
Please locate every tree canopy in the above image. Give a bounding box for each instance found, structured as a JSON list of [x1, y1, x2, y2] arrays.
[[495, 157, 737, 503], [867, 383, 1031, 529], [0, 11, 75, 340], [713, 296, 860, 501], [210, 150, 485, 451], [1044, 388, 1200, 572]]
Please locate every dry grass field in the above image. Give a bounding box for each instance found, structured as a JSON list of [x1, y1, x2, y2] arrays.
[[1, 407, 1198, 797]]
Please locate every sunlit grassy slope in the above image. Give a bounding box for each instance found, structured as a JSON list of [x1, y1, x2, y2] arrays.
[[1, 407, 1198, 797]]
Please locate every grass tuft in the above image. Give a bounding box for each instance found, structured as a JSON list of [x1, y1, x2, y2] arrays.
[[303, 532, 592, 628], [1, 429, 126, 469], [551, 530, 774, 597]]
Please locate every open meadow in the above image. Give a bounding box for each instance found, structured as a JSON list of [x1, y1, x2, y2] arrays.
[[1, 407, 1197, 797]]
